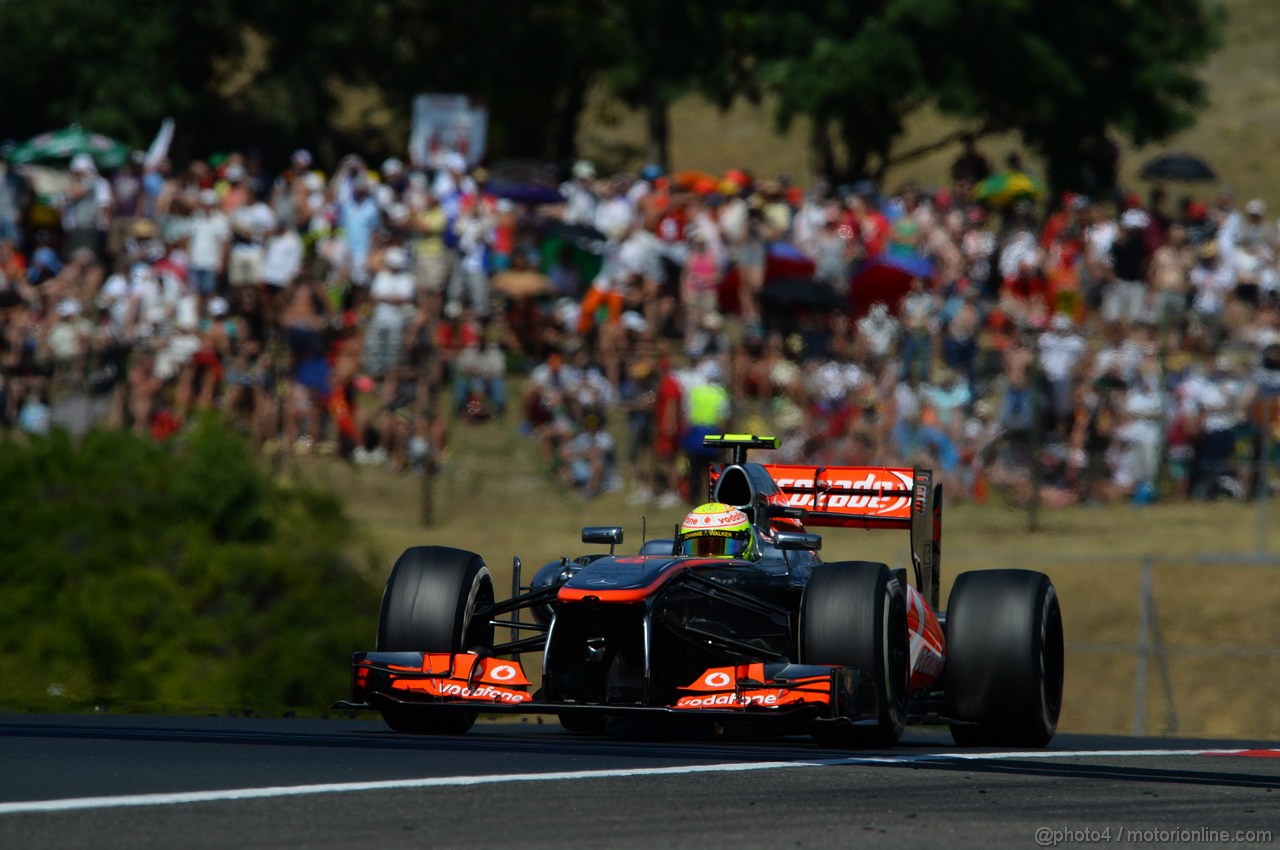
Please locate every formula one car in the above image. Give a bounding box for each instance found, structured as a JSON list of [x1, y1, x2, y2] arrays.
[[338, 435, 1064, 747]]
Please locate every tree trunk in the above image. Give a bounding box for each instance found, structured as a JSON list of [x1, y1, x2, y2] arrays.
[[549, 67, 589, 164], [810, 115, 837, 183], [645, 93, 670, 170]]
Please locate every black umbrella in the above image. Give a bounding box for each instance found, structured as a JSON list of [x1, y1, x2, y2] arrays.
[[759, 277, 847, 310], [1138, 153, 1217, 182], [489, 182, 564, 205]]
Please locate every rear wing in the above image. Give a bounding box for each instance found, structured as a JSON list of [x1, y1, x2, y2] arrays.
[[701, 436, 942, 609], [766, 464, 943, 611]]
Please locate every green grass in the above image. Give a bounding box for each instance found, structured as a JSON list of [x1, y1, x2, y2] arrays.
[[297, 411, 1280, 741]]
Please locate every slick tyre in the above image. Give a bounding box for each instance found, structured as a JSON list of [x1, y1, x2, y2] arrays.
[[376, 546, 495, 735], [944, 569, 1064, 748], [801, 561, 909, 748]]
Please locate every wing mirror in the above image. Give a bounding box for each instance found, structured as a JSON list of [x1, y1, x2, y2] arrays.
[[582, 526, 624, 554], [774, 531, 821, 552]]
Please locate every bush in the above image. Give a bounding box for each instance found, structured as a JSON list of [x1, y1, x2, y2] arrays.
[[0, 417, 380, 714]]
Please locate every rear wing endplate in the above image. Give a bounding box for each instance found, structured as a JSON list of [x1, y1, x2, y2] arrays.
[[763, 464, 942, 610]]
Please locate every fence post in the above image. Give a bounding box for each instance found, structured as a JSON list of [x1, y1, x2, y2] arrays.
[[1131, 555, 1151, 736], [1257, 409, 1271, 555]]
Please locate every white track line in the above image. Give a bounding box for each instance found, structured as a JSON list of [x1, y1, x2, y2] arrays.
[[0, 748, 1254, 815]]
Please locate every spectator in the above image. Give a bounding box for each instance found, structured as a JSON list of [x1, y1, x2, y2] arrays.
[[188, 189, 231, 301], [446, 196, 492, 317], [363, 246, 415, 378], [337, 159, 381, 288], [453, 338, 507, 419], [0, 152, 31, 246], [61, 154, 111, 261], [1038, 313, 1087, 419], [559, 409, 617, 499]]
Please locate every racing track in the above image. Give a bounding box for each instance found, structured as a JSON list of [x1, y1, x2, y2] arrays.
[[0, 714, 1275, 849]]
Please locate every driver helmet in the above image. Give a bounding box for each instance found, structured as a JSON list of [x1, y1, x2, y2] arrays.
[[678, 503, 757, 560]]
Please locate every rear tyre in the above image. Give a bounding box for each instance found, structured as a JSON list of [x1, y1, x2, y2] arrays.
[[376, 546, 496, 735], [944, 569, 1064, 748], [801, 561, 909, 747]]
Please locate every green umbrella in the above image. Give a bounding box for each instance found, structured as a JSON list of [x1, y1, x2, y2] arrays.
[[8, 125, 131, 171], [973, 170, 1045, 208]]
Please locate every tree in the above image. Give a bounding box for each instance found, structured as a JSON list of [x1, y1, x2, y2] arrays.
[[909, 0, 1225, 199], [743, 0, 1223, 195], [346, 0, 608, 166], [591, 0, 751, 170], [746, 1, 934, 184], [0, 0, 246, 150]]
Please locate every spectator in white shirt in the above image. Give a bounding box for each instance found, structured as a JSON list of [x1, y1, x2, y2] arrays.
[[363, 247, 416, 378], [262, 220, 304, 291], [1038, 313, 1087, 418], [187, 189, 230, 298]]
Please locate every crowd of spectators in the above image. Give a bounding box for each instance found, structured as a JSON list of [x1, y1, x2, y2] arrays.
[[1, 136, 1278, 508]]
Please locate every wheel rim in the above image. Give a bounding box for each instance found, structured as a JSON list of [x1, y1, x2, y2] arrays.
[[884, 589, 909, 715], [1039, 590, 1065, 721], [460, 569, 495, 650]]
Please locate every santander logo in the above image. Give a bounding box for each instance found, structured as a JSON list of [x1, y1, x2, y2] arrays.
[[775, 471, 913, 515]]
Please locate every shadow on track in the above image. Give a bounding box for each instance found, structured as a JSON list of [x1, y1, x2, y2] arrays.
[[0, 716, 892, 764], [873, 756, 1280, 790]]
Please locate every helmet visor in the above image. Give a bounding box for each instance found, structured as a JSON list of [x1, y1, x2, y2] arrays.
[[679, 532, 751, 558]]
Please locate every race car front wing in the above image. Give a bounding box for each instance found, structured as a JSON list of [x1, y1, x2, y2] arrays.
[[336, 651, 884, 728]]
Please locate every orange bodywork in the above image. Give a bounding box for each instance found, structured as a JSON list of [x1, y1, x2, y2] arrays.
[[384, 653, 533, 704], [905, 585, 946, 691], [759, 464, 916, 528], [673, 662, 832, 710]]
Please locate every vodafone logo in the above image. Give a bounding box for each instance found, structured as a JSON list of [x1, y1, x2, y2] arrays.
[[490, 664, 517, 682], [703, 671, 732, 688], [675, 692, 782, 708], [433, 682, 530, 703]]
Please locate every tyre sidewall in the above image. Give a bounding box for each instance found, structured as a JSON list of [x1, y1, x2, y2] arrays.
[[801, 561, 909, 744], [944, 569, 1063, 746], [376, 546, 494, 652]]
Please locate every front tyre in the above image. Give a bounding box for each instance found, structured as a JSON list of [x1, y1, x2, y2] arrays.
[[944, 569, 1064, 747], [801, 561, 909, 747], [376, 546, 496, 734]]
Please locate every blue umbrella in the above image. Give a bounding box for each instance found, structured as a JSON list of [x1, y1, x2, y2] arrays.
[[489, 183, 563, 205]]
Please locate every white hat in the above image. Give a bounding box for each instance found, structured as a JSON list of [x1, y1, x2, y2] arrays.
[[382, 157, 404, 176], [208, 296, 230, 317], [303, 171, 325, 192], [572, 159, 596, 180], [1246, 198, 1267, 216], [621, 311, 648, 333], [225, 163, 246, 182], [385, 247, 409, 270], [1121, 209, 1150, 229], [199, 188, 219, 206], [56, 298, 81, 317], [292, 149, 313, 168], [70, 153, 96, 173], [1050, 313, 1073, 332], [444, 151, 467, 173]]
